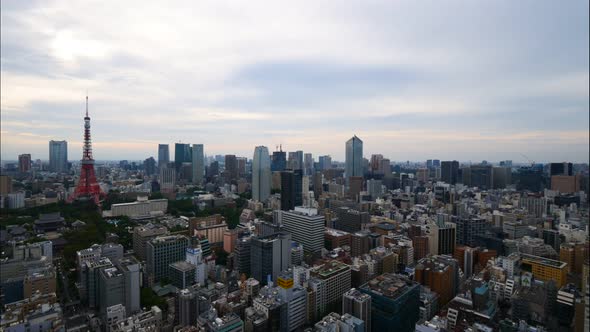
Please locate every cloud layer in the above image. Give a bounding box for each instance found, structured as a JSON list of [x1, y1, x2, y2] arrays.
[[1, 0, 588, 162]]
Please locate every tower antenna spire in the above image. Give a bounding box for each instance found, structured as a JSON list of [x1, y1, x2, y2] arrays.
[[86, 93, 89, 117]]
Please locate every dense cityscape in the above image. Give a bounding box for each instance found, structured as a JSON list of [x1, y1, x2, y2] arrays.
[[0, 98, 588, 332], [2, 1, 589, 332]]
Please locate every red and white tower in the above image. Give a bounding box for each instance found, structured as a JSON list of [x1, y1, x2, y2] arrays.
[[70, 96, 103, 204]]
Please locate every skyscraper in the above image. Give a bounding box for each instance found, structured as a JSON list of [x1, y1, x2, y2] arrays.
[[318, 155, 332, 171], [250, 232, 292, 284], [192, 144, 204, 185], [277, 208, 325, 255], [143, 157, 156, 176], [157, 144, 170, 168], [304, 153, 313, 176], [281, 171, 295, 211], [345, 136, 363, 180], [342, 288, 371, 332], [174, 143, 191, 172], [146, 235, 189, 283], [18, 154, 31, 173], [550, 162, 573, 176], [271, 147, 287, 172], [441, 161, 459, 185], [224, 154, 238, 183], [359, 273, 420, 332], [293, 169, 303, 207], [252, 146, 271, 202], [49, 140, 68, 173]]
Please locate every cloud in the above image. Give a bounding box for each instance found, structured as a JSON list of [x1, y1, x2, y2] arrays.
[[1, 0, 588, 162]]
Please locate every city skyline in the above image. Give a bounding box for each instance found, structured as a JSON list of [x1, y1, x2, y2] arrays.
[[1, 1, 589, 162]]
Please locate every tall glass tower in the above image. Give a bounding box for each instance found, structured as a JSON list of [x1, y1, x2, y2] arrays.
[[49, 140, 68, 173], [252, 146, 271, 202], [192, 144, 204, 184], [345, 135, 363, 178], [174, 143, 192, 171], [158, 144, 170, 168]]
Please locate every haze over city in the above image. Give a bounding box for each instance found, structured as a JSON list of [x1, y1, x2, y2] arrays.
[[1, 0, 589, 162]]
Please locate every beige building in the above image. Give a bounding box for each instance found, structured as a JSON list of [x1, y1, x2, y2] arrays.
[[24, 268, 56, 299], [105, 196, 168, 219], [189, 214, 228, 245], [551, 175, 581, 193]]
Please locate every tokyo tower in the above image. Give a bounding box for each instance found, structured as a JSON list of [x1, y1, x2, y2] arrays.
[[69, 96, 104, 204]]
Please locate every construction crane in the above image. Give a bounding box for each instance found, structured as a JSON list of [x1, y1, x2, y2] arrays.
[[520, 153, 535, 166]]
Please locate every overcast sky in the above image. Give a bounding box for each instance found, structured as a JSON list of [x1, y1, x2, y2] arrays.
[[1, 0, 588, 163]]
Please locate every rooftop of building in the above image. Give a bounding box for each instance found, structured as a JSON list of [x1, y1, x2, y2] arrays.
[[343, 288, 371, 301], [111, 198, 168, 207], [170, 260, 196, 272], [521, 253, 566, 268], [325, 228, 351, 237], [102, 266, 123, 278], [86, 257, 113, 268], [35, 212, 65, 223], [134, 223, 168, 233], [150, 234, 188, 244], [360, 273, 417, 299], [314, 260, 350, 279]]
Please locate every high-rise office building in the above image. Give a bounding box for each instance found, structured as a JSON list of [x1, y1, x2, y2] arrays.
[[463, 165, 493, 189], [313, 172, 323, 199], [550, 162, 573, 176], [280, 171, 295, 211], [277, 208, 325, 255], [98, 266, 125, 314], [414, 256, 457, 306], [49, 140, 68, 173], [224, 154, 238, 183], [192, 144, 204, 185], [159, 167, 176, 193], [174, 143, 191, 171], [271, 147, 287, 172], [370, 154, 383, 173], [380, 158, 391, 176], [334, 207, 370, 234], [304, 153, 314, 176], [157, 144, 170, 168], [18, 154, 31, 173], [359, 273, 420, 332], [516, 166, 545, 192], [250, 232, 291, 284], [133, 224, 169, 261], [293, 169, 303, 206], [345, 136, 363, 180], [288, 151, 304, 170], [441, 161, 459, 185], [454, 217, 488, 247], [146, 235, 189, 283], [319, 155, 332, 171], [310, 260, 352, 318], [252, 146, 271, 202], [0, 175, 12, 195], [425, 222, 456, 255], [117, 257, 141, 315], [492, 166, 511, 189], [143, 157, 156, 176], [342, 288, 371, 332]]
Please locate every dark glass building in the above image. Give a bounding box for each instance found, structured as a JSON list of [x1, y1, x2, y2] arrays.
[[280, 171, 295, 211], [271, 150, 287, 172], [174, 143, 192, 171], [441, 160, 459, 185], [359, 273, 420, 332]]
